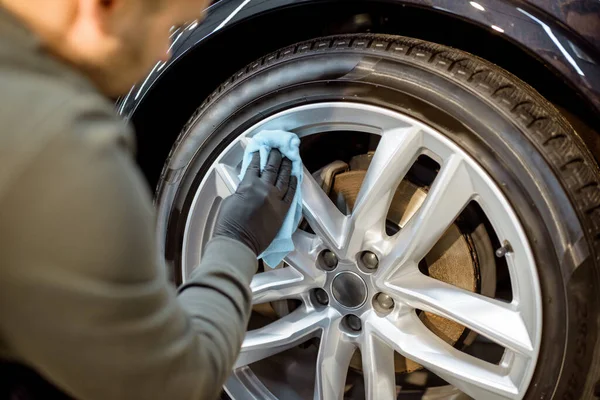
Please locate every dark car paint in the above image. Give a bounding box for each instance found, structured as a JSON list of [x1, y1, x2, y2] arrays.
[[526, 0, 600, 50], [117, 0, 600, 119]]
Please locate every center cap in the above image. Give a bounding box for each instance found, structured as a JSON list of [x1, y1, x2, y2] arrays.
[[331, 272, 368, 309]]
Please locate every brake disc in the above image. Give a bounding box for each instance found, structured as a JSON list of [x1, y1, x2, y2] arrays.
[[253, 154, 486, 375], [330, 154, 478, 374]]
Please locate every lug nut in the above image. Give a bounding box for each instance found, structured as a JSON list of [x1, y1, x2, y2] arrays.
[[314, 289, 329, 306], [376, 293, 394, 310], [320, 250, 338, 271], [361, 251, 379, 270], [345, 315, 362, 332]]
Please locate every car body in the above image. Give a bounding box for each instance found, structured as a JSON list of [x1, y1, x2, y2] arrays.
[[117, 0, 600, 120]]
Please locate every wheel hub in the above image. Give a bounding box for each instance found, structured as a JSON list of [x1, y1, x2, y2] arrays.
[[331, 272, 368, 309]]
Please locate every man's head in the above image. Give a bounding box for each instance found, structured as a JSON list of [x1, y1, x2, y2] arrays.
[[0, 0, 210, 96]]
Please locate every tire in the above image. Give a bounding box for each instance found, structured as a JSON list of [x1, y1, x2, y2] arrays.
[[157, 34, 600, 399]]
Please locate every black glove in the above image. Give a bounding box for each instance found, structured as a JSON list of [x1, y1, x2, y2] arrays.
[[214, 149, 298, 256]]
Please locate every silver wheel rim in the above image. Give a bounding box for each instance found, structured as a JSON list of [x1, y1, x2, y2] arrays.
[[179, 102, 542, 400]]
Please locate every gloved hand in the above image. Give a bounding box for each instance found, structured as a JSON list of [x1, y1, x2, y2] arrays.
[[214, 149, 298, 256]]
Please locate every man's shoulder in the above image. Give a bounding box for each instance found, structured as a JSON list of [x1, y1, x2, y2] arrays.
[[0, 65, 124, 138], [0, 64, 134, 200]]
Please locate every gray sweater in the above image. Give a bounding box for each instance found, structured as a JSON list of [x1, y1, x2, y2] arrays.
[[0, 7, 257, 400]]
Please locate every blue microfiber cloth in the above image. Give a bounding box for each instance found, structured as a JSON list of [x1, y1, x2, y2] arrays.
[[239, 130, 303, 268]]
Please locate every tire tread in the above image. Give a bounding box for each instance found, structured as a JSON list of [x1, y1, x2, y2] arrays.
[[173, 33, 600, 260]]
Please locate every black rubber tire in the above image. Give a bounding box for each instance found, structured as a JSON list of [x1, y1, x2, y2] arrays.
[[158, 34, 600, 399]]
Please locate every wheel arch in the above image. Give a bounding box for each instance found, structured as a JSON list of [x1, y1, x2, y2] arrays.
[[120, 0, 600, 189]]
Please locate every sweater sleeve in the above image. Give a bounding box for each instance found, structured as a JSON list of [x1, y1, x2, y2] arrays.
[[0, 96, 258, 400]]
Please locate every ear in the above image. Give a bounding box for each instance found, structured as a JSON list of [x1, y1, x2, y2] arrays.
[[82, 0, 125, 34], [99, 0, 117, 11], [95, 0, 121, 19]]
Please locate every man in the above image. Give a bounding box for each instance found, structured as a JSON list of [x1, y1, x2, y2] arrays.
[[0, 0, 297, 399]]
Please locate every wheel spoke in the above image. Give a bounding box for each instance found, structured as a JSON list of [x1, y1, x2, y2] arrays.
[[284, 230, 324, 282], [236, 307, 327, 368], [301, 165, 347, 250], [251, 268, 313, 304], [370, 312, 520, 400], [239, 136, 252, 149], [314, 317, 355, 400], [342, 127, 424, 256], [214, 162, 240, 196], [361, 328, 396, 400], [386, 272, 534, 355], [377, 156, 475, 280]]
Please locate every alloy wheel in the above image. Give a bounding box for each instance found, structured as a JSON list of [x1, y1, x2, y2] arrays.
[[181, 103, 542, 400]]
